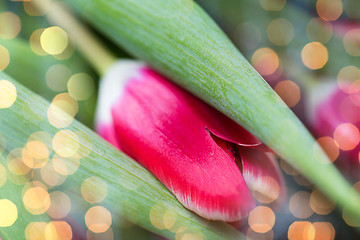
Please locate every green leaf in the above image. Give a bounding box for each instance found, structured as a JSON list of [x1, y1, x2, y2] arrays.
[[65, 0, 360, 218], [0, 72, 244, 239]]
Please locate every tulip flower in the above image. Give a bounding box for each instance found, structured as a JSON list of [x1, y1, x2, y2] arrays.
[[313, 83, 360, 165], [95, 60, 285, 222]]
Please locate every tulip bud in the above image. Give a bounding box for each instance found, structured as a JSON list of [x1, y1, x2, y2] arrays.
[[95, 60, 285, 222]]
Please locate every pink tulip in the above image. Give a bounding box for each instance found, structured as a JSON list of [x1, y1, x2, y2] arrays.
[[95, 60, 285, 222], [313, 83, 360, 165]]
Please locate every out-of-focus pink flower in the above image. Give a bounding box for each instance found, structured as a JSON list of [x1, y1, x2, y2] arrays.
[[313, 83, 360, 165], [95, 60, 285, 222]]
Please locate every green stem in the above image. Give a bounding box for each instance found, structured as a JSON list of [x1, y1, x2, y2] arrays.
[[33, 0, 116, 75]]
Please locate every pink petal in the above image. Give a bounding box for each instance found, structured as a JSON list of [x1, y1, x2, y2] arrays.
[[111, 68, 255, 221], [239, 146, 286, 206], [96, 123, 121, 149]]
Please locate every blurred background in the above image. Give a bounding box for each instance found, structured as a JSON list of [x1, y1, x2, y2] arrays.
[[0, 0, 360, 239]]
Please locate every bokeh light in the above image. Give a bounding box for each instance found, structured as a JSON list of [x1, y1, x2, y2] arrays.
[[48, 93, 78, 128], [0, 199, 18, 227], [289, 191, 314, 219], [337, 66, 360, 93], [301, 42, 328, 70], [313, 222, 335, 240], [235, 22, 261, 50], [81, 176, 108, 203], [40, 163, 66, 187], [7, 148, 31, 176], [46, 64, 72, 92], [251, 48, 279, 76], [23, 186, 51, 215], [25, 222, 48, 240], [40, 26, 69, 55], [316, 137, 339, 162], [259, 0, 286, 11], [248, 206, 275, 233], [288, 221, 315, 240], [24, 0, 51, 16], [52, 130, 80, 158], [306, 18, 333, 43], [0, 12, 21, 39], [274, 80, 301, 107], [87, 228, 114, 240], [0, 80, 17, 109], [85, 206, 112, 233], [0, 163, 6, 187], [30, 29, 47, 56], [52, 154, 80, 176], [67, 73, 95, 101], [316, 0, 343, 21], [333, 123, 360, 151], [0, 45, 10, 71], [267, 18, 294, 46], [310, 189, 335, 215], [22, 140, 49, 169], [149, 202, 169, 230], [343, 0, 360, 19], [47, 191, 71, 219], [45, 221, 73, 240], [343, 29, 360, 56]]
